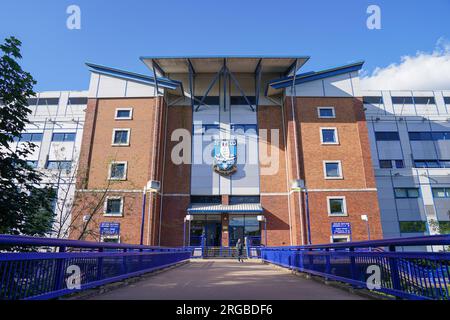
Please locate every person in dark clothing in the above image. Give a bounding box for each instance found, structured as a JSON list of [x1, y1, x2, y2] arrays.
[[236, 238, 244, 263]]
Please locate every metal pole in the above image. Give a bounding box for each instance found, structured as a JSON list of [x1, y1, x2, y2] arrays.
[[265, 219, 268, 246], [367, 220, 371, 241], [305, 188, 312, 245], [139, 189, 146, 245], [188, 220, 191, 246], [183, 219, 186, 247]]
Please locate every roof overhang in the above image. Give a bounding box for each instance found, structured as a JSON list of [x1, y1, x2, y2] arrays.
[[266, 61, 365, 96], [187, 203, 263, 214], [140, 56, 310, 75], [86, 63, 184, 96]]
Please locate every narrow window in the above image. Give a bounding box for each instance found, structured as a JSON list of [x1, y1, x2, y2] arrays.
[[324, 161, 343, 179]]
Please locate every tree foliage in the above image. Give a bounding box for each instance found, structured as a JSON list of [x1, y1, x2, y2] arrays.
[[0, 36, 55, 236]]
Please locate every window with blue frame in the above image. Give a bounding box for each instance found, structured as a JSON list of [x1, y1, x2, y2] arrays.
[[321, 128, 338, 144], [392, 97, 414, 104], [317, 107, 335, 118], [52, 133, 76, 142], [394, 188, 420, 199], [375, 132, 400, 141], [432, 188, 450, 198], [18, 133, 43, 142], [395, 160, 405, 168], [46, 161, 73, 170]]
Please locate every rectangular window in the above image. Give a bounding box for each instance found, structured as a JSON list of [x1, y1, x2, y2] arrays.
[[363, 96, 383, 104], [112, 129, 130, 146], [229, 196, 261, 205], [444, 97, 450, 104], [52, 133, 76, 142], [190, 196, 222, 204], [26, 160, 38, 168], [331, 235, 350, 243], [439, 221, 450, 234], [409, 132, 433, 141], [324, 161, 343, 179], [414, 160, 440, 168], [399, 221, 427, 233], [19, 133, 43, 142], [413, 97, 435, 105], [115, 108, 133, 120], [395, 160, 405, 169], [431, 132, 450, 141], [392, 96, 414, 104], [379, 160, 393, 169], [317, 107, 335, 119], [375, 132, 400, 141], [328, 197, 347, 216], [37, 98, 59, 106], [68, 97, 88, 105], [394, 188, 420, 199], [432, 188, 450, 198], [104, 198, 123, 216], [230, 96, 257, 105], [46, 161, 72, 170], [321, 128, 338, 144], [109, 162, 127, 180]]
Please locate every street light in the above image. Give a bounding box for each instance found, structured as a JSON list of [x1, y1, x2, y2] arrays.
[[361, 214, 371, 241], [292, 179, 312, 245], [184, 215, 194, 247], [140, 180, 160, 245], [257, 215, 267, 246]]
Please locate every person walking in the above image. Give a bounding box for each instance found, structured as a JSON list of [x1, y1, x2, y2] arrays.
[[236, 238, 244, 263]]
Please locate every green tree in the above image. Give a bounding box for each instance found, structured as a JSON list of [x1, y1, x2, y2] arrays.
[[0, 36, 55, 236]]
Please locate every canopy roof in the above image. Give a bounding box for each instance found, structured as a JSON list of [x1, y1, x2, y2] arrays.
[[140, 56, 309, 75], [187, 203, 263, 214]]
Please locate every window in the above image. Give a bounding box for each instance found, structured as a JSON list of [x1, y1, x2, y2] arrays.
[[324, 161, 343, 179], [26, 161, 38, 168], [19, 133, 43, 142], [413, 97, 435, 105], [68, 97, 88, 105], [37, 98, 59, 106], [444, 97, 450, 105], [190, 196, 221, 204], [104, 198, 123, 216], [375, 132, 400, 141], [109, 162, 127, 180], [394, 188, 420, 199], [431, 132, 450, 141], [331, 235, 350, 243], [46, 161, 72, 170], [317, 107, 335, 119], [395, 160, 405, 168], [399, 221, 427, 233], [229, 196, 261, 204], [379, 160, 393, 169], [327, 197, 347, 216], [363, 96, 383, 104], [115, 108, 133, 120], [52, 133, 76, 142], [321, 128, 338, 144], [112, 129, 130, 146], [414, 160, 440, 168], [432, 188, 450, 198], [409, 132, 433, 141], [392, 97, 414, 104], [230, 96, 257, 105], [439, 221, 450, 234]]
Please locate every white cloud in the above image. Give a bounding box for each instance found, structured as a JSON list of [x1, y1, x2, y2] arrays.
[[361, 38, 450, 90]]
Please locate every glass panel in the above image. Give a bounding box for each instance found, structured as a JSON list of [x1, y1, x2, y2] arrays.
[[319, 108, 334, 117], [114, 131, 128, 144], [392, 97, 414, 104], [111, 164, 125, 178], [106, 199, 122, 214], [407, 189, 419, 198], [325, 162, 340, 177], [52, 133, 65, 142], [329, 199, 344, 214], [395, 160, 405, 168], [399, 221, 427, 233], [322, 129, 336, 143], [375, 132, 400, 141], [433, 188, 446, 198], [379, 160, 392, 169], [394, 188, 408, 198], [116, 110, 131, 118]]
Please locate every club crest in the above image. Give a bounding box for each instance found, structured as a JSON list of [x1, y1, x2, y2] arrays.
[[213, 140, 237, 176]]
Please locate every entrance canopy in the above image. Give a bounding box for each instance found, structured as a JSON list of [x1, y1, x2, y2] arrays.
[[140, 56, 309, 75], [187, 203, 263, 214]]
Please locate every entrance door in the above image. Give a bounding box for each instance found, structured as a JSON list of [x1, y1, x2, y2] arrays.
[[189, 214, 222, 247]]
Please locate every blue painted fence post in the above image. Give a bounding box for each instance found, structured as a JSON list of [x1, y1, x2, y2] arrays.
[[245, 237, 250, 259], [97, 248, 104, 281], [388, 245, 402, 294], [325, 248, 331, 281], [122, 248, 127, 274], [201, 235, 206, 259], [54, 246, 66, 291]]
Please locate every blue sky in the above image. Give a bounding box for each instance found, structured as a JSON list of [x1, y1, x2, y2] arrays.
[[0, 0, 449, 91]]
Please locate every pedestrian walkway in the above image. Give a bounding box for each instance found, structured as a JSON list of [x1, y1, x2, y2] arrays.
[[90, 260, 366, 300]]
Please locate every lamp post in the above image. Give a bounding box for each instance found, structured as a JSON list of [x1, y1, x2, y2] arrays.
[[185, 215, 194, 247], [361, 214, 371, 240], [140, 180, 160, 246], [292, 179, 312, 245], [257, 215, 267, 246]]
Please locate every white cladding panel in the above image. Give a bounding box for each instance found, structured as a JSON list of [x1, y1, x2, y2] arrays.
[[88, 73, 157, 98]]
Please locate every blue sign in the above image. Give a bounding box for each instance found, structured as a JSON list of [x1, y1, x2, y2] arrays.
[[331, 222, 352, 235], [100, 222, 120, 236], [213, 139, 237, 176]]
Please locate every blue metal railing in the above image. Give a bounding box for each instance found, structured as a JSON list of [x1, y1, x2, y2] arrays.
[[255, 235, 450, 300], [0, 235, 191, 300]]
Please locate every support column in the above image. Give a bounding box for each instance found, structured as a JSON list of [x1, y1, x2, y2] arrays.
[[222, 214, 229, 247]]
